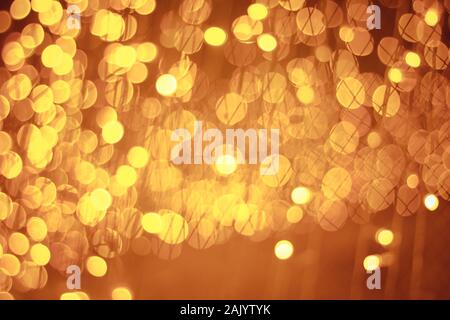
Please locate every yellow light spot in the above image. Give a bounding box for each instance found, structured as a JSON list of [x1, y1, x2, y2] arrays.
[[112, 287, 133, 300], [257, 33, 277, 52], [31, 0, 52, 13], [116, 165, 137, 187], [388, 67, 403, 83], [50, 79, 71, 104], [30, 243, 51, 266], [286, 206, 304, 224], [339, 26, 354, 42], [136, 42, 158, 63], [204, 27, 227, 47], [296, 85, 315, 105], [158, 212, 189, 244], [26, 217, 48, 242], [156, 74, 177, 96], [53, 53, 73, 75], [0, 253, 21, 276], [60, 292, 90, 300], [291, 187, 312, 205], [215, 154, 237, 176], [10, 0, 31, 20], [0, 11, 11, 33], [367, 131, 382, 149], [41, 44, 63, 68], [8, 232, 29, 256], [376, 229, 394, 246], [89, 188, 112, 211], [247, 3, 268, 21], [114, 45, 136, 68], [406, 174, 419, 189], [142, 212, 163, 234], [86, 256, 107, 277], [363, 255, 380, 271], [405, 51, 421, 68], [7, 74, 31, 101], [127, 146, 149, 169], [102, 120, 124, 144], [274, 240, 294, 260], [424, 8, 439, 26], [424, 194, 439, 211]]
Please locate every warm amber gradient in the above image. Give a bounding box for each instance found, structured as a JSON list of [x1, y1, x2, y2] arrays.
[[0, 0, 448, 300]]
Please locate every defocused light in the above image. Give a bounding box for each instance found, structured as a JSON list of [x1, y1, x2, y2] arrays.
[[376, 229, 394, 246], [102, 120, 124, 144], [405, 51, 421, 68], [363, 255, 380, 271], [112, 287, 133, 300], [424, 9, 439, 26], [339, 26, 354, 42], [388, 68, 403, 83], [30, 243, 51, 266], [156, 74, 177, 96], [142, 212, 163, 234], [257, 33, 277, 52], [247, 3, 268, 21], [204, 27, 227, 46], [127, 146, 149, 169], [406, 174, 419, 189], [116, 165, 137, 187], [8, 232, 29, 256], [60, 292, 90, 300], [424, 194, 439, 211], [291, 187, 312, 205], [367, 131, 382, 149], [286, 206, 304, 223], [275, 240, 294, 260], [296, 85, 315, 105], [90, 188, 112, 211], [26, 216, 47, 242], [41, 44, 63, 68], [215, 154, 237, 175], [86, 256, 107, 277]]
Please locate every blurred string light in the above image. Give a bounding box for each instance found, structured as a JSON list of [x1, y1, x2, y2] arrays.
[[376, 229, 394, 247], [0, 0, 446, 299], [274, 240, 294, 260], [112, 287, 133, 300], [424, 194, 440, 211], [363, 255, 381, 271]]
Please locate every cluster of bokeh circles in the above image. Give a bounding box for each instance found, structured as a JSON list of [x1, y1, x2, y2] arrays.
[[0, 0, 448, 299]]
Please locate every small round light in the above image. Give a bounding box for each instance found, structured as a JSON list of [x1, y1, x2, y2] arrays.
[[424, 194, 439, 211], [86, 256, 107, 277], [112, 287, 133, 300], [257, 33, 277, 52], [388, 68, 403, 83], [376, 229, 394, 246], [424, 8, 439, 26], [291, 187, 312, 205], [363, 255, 380, 271], [215, 154, 237, 176], [204, 27, 227, 46], [405, 51, 421, 68], [247, 3, 268, 21], [274, 240, 294, 260], [406, 174, 419, 189], [156, 74, 177, 96]]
